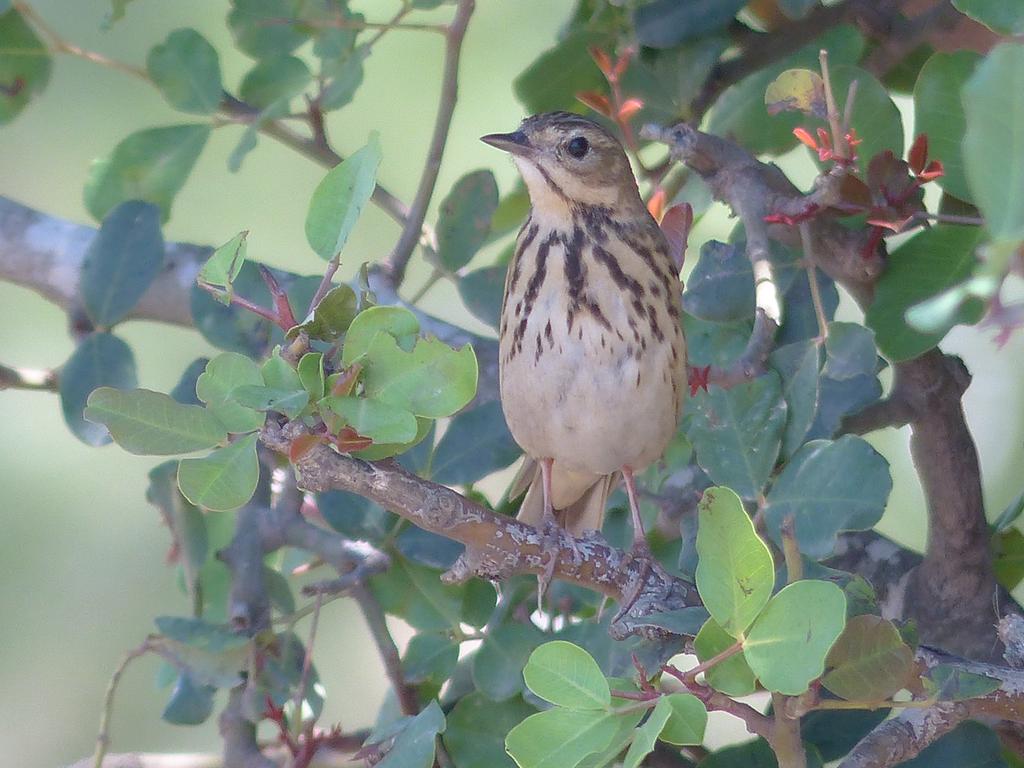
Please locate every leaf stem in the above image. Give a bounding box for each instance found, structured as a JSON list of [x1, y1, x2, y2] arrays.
[[799, 221, 829, 342], [92, 640, 153, 768]]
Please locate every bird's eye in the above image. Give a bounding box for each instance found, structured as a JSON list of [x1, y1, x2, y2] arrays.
[[566, 136, 590, 159]]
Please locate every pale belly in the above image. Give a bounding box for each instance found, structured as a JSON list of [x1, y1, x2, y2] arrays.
[[499, 288, 684, 476]]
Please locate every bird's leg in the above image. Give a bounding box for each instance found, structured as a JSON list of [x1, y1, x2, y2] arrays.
[[622, 466, 649, 554], [622, 466, 669, 577], [537, 457, 559, 614]]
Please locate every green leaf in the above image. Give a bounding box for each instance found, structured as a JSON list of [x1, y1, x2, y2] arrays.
[[743, 580, 847, 694], [459, 264, 506, 330], [84, 387, 227, 455], [319, 46, 366, 111], [822, 615, 914, 701], [80, 201, 165, 327], [694, 618, 756, 696], [317, 489, 393, 543], [763, 436, 892, 559], [822, 323, 876, 381], [362, 334, 478, 419], [963, 43, 1024, 242], [227, 0, 309, 59], [622, 696, 674, 768], [230, 385, 308, 419], [634, 607, 710, 636], [0, 8, 51, 125], [801, 709, 889, 762], [148, 460, 207, 606], [769, 339, 821, 459], [60, 333, 137, 446], [261, 349, 301, 391], [177, 433, 260, 511], [633, 0, 745, 48], [291, 284, 358, 341], [152, 615, 249, 688], [353, 415, 433, 461], [522, 641, 610, 710], [684, 373, 786, 499], [431, 401, 520, 485], [444, 693, 535, 768], [659, 693, 708, 746], [195, 352, 265, 433], [343, 306, 421, 364], [146, 28, 222, 114], [171, 358, 207, 406], [898, 721, 1006, 768], [161, 671, 214, 725], [239, 55, 311, 108], [199, 231, 248, 297], [514, 31, 608, 114], [437, 170, 499, 271], [952, 0, 1024, 35], [401, 633, 458, 686], [913, 51, 981, 202], [505, 708, 620, 768], [376, 700, 446, 768], [695, 487, 774, 637], [103, 0, 135, 26], [298, 352, 326, 401], [305, 133, 381, 260], [321, 395, 418, 444], [576, 711, 647, 768], [926, 664, 1001, 701], [866, 225, 984, 361], [473, 622, 545, 702], [84, 124, 210, 222], [993, 527, 1024, 590], [370, 556, 463, 632]]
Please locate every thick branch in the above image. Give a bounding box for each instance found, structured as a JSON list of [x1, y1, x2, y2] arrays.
[[261, 420, 701, 639]]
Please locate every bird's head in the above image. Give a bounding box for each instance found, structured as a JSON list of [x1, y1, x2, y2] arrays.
[[481, 112, 643, 216]]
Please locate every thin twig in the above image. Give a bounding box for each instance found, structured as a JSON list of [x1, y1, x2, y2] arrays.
[[15, 2, 149, 82], [309, 255, 342, 313], [351, 585, 419, 716], [385, 0, 475, 287], [819, 49, 845, 160], [196, 281, 282, 327], [799, 221, 829, 341], [291, 593, 324, 741], [92, 641, 154, 768]]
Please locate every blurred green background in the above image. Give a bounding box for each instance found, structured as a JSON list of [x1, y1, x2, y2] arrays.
[[1, 2, 1022, 766]]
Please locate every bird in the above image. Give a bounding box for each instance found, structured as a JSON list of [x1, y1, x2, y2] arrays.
[[481, 112, 686, 583]]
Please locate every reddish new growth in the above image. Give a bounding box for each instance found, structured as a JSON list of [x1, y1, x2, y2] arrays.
[[578, 46, 643, 150], [793, 126, 861, 165], [688, 365, 711, 397], [263, 696, 342, 768], [770, 132, 946, 257]]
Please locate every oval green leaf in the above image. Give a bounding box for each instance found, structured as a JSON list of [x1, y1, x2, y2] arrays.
[[146, 28, 223, 115], [177, 433, 260, 511], [305, 133, 381, 260], [763, 435, 892, 559], [505, 708, 619, 768], [522, 641, 610, 710], [744, 580, 847, 695], [963, 43, 1024, 242], [60, 333, 138, 446], [437, 170, 499, 272], [659, 693, 708, 746], [80, 201, 165, 327], [822, 614, 915, 702], [694, 618, 756, 696], [195, 353, 265, 433], [84, 387, 227, 455], [695, 487, 774, 637]]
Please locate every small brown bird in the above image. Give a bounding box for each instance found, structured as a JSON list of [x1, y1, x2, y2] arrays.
[[482, 112, 686, 570]]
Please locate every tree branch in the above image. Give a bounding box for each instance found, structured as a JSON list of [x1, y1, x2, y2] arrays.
[[384, 0, 475, 287]]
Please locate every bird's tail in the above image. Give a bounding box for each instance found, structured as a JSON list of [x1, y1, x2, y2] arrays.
[[509, 457, 616, 536]]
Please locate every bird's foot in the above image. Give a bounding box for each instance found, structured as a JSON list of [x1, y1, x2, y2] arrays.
[[535, 517, 564, 615]]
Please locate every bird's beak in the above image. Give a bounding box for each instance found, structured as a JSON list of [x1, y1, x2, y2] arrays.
[[480, 130, 533, 157]]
